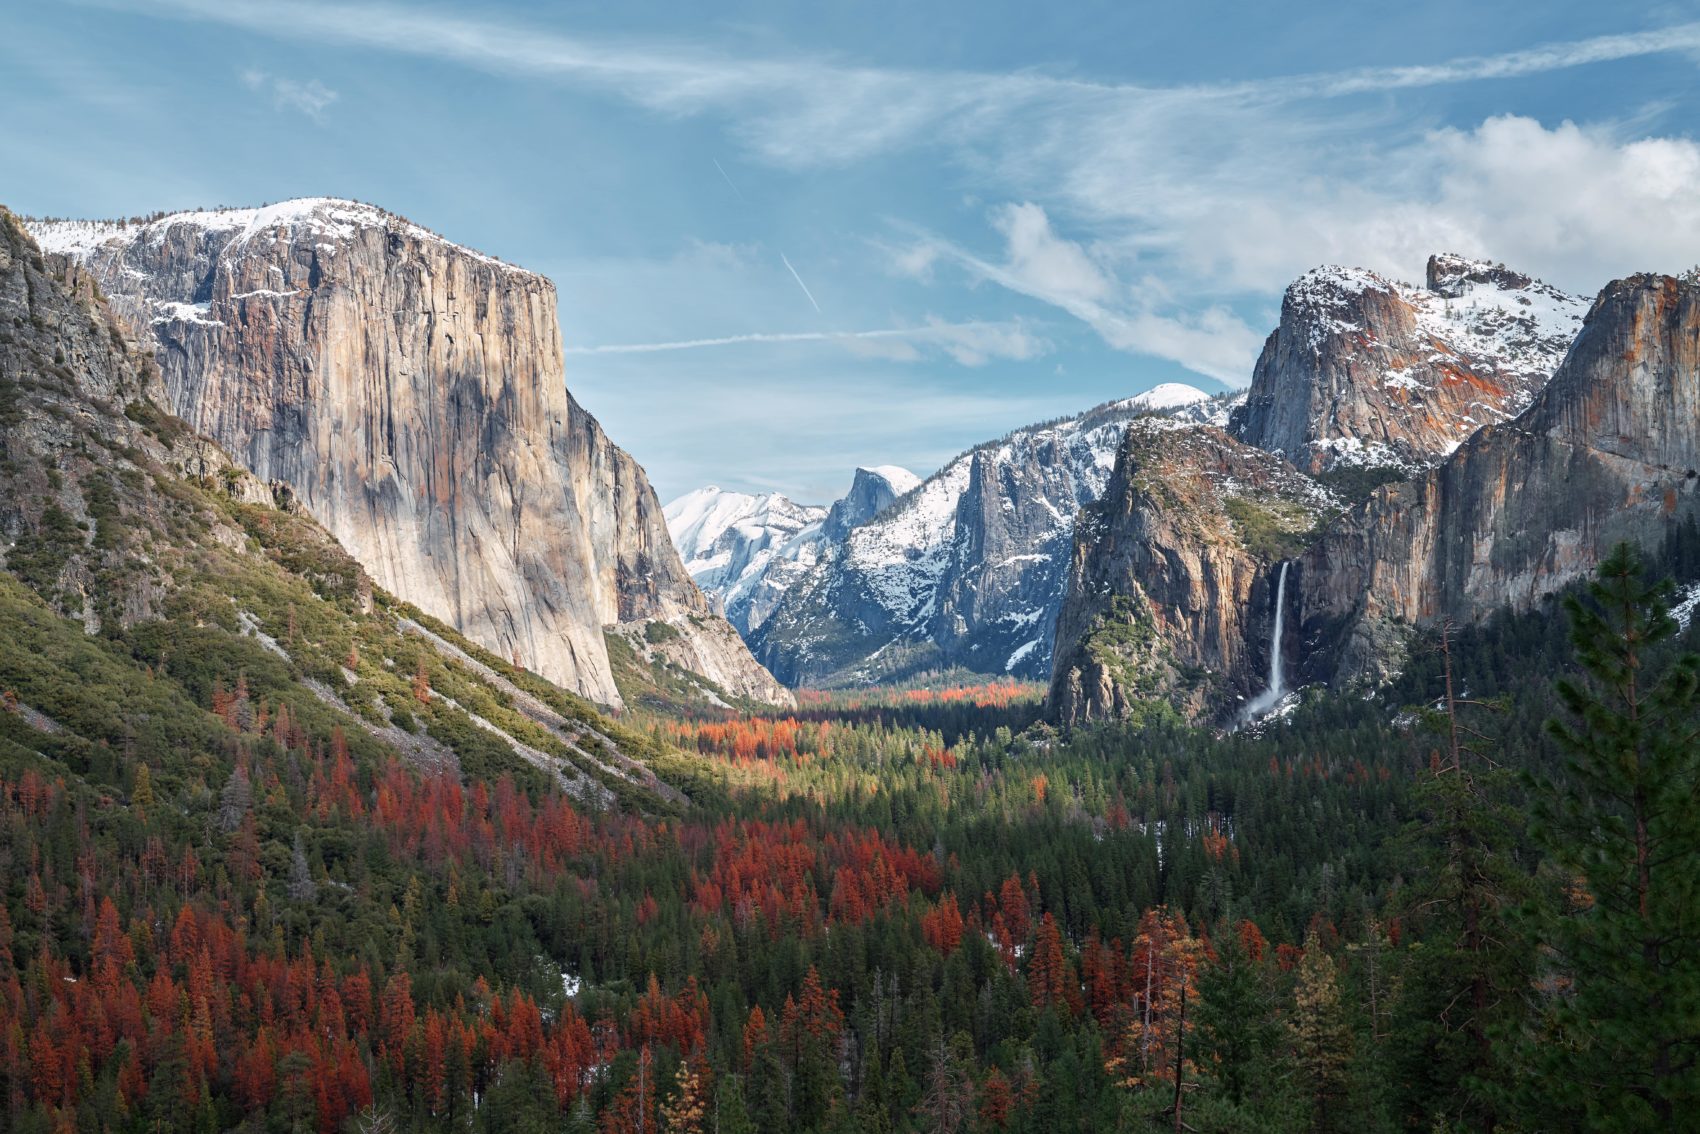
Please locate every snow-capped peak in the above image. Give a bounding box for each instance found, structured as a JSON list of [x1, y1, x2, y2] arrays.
[[664, 486, 821, 566], [1238, 252, 1590, 475], [859, 465, 922, 496], [1125, 383, 1212, 412], [664, 487, 830, 633], [27, 197, 531, 275]]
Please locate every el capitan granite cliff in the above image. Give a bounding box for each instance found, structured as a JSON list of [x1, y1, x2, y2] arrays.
[[28, 200, 791, 710]]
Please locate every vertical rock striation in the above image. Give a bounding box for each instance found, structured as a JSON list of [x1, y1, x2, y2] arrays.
[[30, 200, 790, 708], [1048, 421, 1337, 725]]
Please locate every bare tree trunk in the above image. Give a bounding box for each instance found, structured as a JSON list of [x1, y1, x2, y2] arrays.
[[1171, 979, 1187, 1133]]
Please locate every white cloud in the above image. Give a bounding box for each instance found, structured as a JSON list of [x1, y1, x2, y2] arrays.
[[1428, 116, 1700, 281], [1147, 115, 1700, 297], [888, 111, 1700, 383], [135, 1, 1700, 377], [922, 317, 1048, 367], [1306, 24, 1700, 96], [889, 242, 941, 281], [131, 3, 1700, 170], [902, 205, 1263, 384], [240, 67, 338, 120], [991, 203, 1112, 305]]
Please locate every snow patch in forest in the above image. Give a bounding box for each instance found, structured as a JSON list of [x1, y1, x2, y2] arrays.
[[1673, 581, 1700, 630]]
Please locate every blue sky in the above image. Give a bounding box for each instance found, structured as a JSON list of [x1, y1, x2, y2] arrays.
[[7, 2, 1700, 503]]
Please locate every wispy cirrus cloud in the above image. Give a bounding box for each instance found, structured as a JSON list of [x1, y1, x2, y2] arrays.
[[111, 1, 1700, 163], [240, 67, 338, 120], [892, 204, 1265, 384], [565, 319, 1046, 367]]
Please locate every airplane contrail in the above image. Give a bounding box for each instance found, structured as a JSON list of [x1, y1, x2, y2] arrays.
[[562, 321, 1009, 354], [567, 327, 914, 354], [780, 252, 822, 314], [711, 157, 745, 202]]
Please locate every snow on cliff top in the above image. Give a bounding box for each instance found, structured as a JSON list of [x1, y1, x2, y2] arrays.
[[27, 197, 533, 275], [1287, 255, 1586, 401], [1125, 382, 1211, 411], [664, 486, 824, 565], [859, 465, 922, 495], [842, 401, 1145, 624]]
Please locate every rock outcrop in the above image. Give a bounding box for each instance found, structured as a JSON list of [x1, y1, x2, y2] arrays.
[[820, 466, 920, 543], [1048, 420, 1338, 725], [1291, 272, 1700, 687], [29, 199, 790, 709], [1230, 255, 1585, 477], [0, 205, 363, 639]]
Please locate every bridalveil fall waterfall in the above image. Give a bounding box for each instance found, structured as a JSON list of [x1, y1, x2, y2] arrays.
[[1245, 561, 1290, 719]]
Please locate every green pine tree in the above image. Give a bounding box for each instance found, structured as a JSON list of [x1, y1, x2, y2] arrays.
[[1288, 928, 1353, 1134], [1523, 543, 1700, 1129], [713, 1075, 758, 1134], [1193, 932, 1280, 1109], [1386, 623, 1532, 1132]]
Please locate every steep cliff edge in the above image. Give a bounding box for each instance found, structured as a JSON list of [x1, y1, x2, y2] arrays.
[[1048, 421, 1338, 725], [1292, 273, 1700, 687], [28, 199, 790, 709], [821, 465, 920, 542], [1230, 254, 1585, 477]]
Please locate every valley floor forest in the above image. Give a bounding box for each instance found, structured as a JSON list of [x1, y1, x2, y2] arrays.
[[5, 483, 1700, 1134]]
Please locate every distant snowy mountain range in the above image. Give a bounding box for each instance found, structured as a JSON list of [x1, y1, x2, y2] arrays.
[[664, 464, 920, 638], [666, 382, 1232, 684], [667, 252, 1596, 698]]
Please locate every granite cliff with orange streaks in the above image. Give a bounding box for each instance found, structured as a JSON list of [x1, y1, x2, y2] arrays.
[[1291, 272, 1700, 686], [1230, 254, 1586, 476]]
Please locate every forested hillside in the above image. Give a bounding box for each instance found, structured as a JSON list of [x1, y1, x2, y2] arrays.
[[3, 203, 1700, 1134]]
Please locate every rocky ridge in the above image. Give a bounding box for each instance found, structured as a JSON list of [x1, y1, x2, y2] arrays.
[[1230, 253, 1586, 476], [664, 465, 920, 637], [1290, 271, 1700, 688], [1049, 266, 1700, 725]]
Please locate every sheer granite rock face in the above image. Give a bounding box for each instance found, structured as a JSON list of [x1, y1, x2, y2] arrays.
[[1047, 421, 1337, 725], [1230, 255, 1585, 476], [31, 200, 790, 709], [1291, 273, 1700, 687]]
